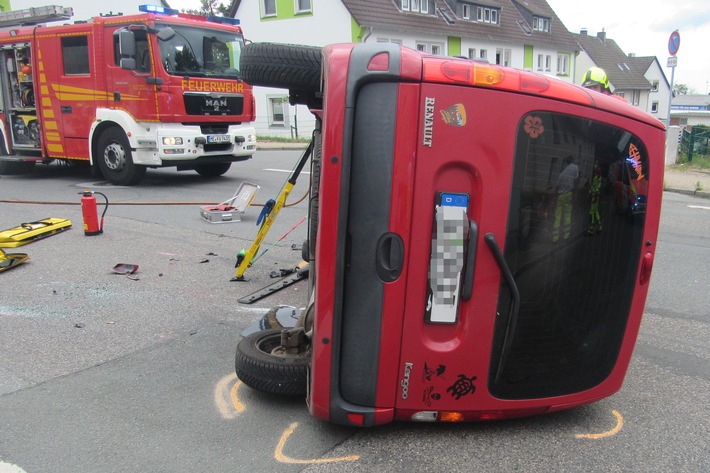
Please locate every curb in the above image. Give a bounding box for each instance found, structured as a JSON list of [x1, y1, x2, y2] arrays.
[[665, 188, 710, 199]]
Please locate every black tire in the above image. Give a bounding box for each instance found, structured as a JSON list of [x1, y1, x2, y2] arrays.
[[194, 162, 231, 177], [306, 124, 322, 297], [96, 127, 146, 186], [235, 329, 310, 397], [240, 42, 322, 92]]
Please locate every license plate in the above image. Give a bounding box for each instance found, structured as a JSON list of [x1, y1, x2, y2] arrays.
[[207, 134, 231, 143]]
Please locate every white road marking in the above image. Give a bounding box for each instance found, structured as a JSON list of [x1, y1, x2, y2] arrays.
[[0, 460, 28, 473], [687, 205, 710, 210], [263, 168, 310, 174]]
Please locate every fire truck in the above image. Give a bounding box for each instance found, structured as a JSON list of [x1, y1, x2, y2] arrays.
[[0, 5, 256, 185]]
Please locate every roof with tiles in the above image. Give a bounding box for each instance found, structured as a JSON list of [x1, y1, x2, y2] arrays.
[[340, 0, 579, 51], [573, 30, 652, 91]]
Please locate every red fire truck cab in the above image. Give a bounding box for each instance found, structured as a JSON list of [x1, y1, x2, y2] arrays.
[[235, 42, 665, 427], [0, 5, 256, 185]]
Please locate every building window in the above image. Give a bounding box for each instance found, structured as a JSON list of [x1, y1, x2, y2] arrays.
[[377, 38, 402, 44], [533, 16, 550, 32], [416, 41, 444, 55], [496, 48, 511, 67], [651, 101, 659, 113], [651, 80, 659, 92], [632, 90, 640, 106], [468, 48, 476, 60], [537, 54, 543, 71], [62, 36, 90, 75], [262, 0, 276, 17], [268, 96, 286, 126], [479, 49, 487, 61], [556, 53, 569, 76], [545, 55, 552, 71], [403, 0, 428, 14], [462, 4, 470, 19], [475, 6, 499, 24], [295, 0, 311, 13]]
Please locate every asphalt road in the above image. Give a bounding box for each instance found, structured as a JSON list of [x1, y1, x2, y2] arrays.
[[0, 153, 708, 473]]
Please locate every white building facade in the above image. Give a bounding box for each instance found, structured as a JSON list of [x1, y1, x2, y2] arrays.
[[235, 0, 581, 138]]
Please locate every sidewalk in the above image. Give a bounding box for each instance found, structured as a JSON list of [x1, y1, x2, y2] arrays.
[[256, 140, 309, 151], [664, 167, 710, 199]]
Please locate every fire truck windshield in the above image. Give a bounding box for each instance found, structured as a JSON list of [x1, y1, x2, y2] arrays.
[[156, 25, 243, 79]]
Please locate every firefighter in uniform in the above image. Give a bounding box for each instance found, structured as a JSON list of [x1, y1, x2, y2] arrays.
[[588, 163, 603, 234]]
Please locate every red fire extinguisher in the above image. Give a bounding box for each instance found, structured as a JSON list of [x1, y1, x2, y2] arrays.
[[80, 190, 109, 236]]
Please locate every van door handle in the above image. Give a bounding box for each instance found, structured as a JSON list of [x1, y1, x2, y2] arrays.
[[375, 233, 404, 282], [461, 220, 478, 300]]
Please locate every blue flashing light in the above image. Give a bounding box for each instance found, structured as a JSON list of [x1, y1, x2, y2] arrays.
[[207, 15, 240, 25], [139, 4, 179, 15]]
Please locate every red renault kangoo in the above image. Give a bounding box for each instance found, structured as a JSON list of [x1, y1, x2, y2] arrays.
[[235, 42, 665, 427]]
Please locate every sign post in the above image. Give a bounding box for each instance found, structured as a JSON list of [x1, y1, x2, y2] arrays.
[[667, 30, 680, 125]]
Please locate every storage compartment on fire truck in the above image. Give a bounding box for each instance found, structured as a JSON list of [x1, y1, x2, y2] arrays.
[[0, 45, 40, 149]]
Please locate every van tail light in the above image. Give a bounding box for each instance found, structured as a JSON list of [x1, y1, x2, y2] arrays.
[[410, 407, 549, 422], [422, 58, 594, 107], [423, 60, 504, 87]]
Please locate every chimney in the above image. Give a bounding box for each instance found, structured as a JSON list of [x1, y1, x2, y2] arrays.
[[597, 30, 606, 42], [580, 28, 588, 35], [629, 52, 635, 57]]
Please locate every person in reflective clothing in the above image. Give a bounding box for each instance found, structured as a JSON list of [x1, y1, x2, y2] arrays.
[[553, 156, 579, 242], [588, 163, 603, 234]]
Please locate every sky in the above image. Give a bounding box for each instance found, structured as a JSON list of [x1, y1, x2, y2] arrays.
[[168, 0, 710, 94], [547, 0, 710, 94], [8, 0, 709, 93]]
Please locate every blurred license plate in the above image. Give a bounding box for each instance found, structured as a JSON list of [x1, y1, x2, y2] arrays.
[[207, 135, 231, 143]]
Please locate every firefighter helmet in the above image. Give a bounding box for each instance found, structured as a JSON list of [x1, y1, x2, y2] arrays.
[[582, 67, 609, 90]]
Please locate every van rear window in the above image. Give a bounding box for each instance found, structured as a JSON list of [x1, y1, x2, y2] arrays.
[[490, 111, 649, 399]]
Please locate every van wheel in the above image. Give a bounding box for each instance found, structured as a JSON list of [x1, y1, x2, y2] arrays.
[[235, 329, 309, 397], [241, 42, 322, 93], [194, 162, 231, 177], [97, 128, 146, 186]]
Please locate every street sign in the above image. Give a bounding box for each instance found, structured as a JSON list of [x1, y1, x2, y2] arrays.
[[667, 56, 678, 67], [668, 30, 680, 56]]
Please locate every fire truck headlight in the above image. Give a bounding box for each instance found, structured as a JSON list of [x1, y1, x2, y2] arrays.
[[162, 137, 183, 146]]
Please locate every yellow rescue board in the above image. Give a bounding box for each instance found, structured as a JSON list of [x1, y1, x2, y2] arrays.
[[0, 218, 72, 248], [0, 248, 30, 272]]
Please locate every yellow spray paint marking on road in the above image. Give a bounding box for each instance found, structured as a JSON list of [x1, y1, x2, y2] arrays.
[[214, 374, 245, 419], [275, 422, 360, 464], [575, 410, 624, 439]]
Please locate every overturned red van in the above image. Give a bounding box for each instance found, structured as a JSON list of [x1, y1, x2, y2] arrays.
[[235, 42, 665, 427]]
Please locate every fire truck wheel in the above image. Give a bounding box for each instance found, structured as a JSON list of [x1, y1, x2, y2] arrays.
[[97, 128, 147, 186], [194, 162, 231, 177], [240, 42, 321, 93], [235, 329, 310, 397]]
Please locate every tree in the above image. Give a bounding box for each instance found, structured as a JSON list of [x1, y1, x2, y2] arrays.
[[199, 0, 230, 16], [673, 83, 696, 96]]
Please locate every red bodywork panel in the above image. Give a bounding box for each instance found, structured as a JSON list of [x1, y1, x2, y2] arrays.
[[309, 43, 664, 426]]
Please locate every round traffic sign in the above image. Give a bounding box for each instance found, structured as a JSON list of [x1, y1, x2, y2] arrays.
[[668, 30, 680, 56]]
